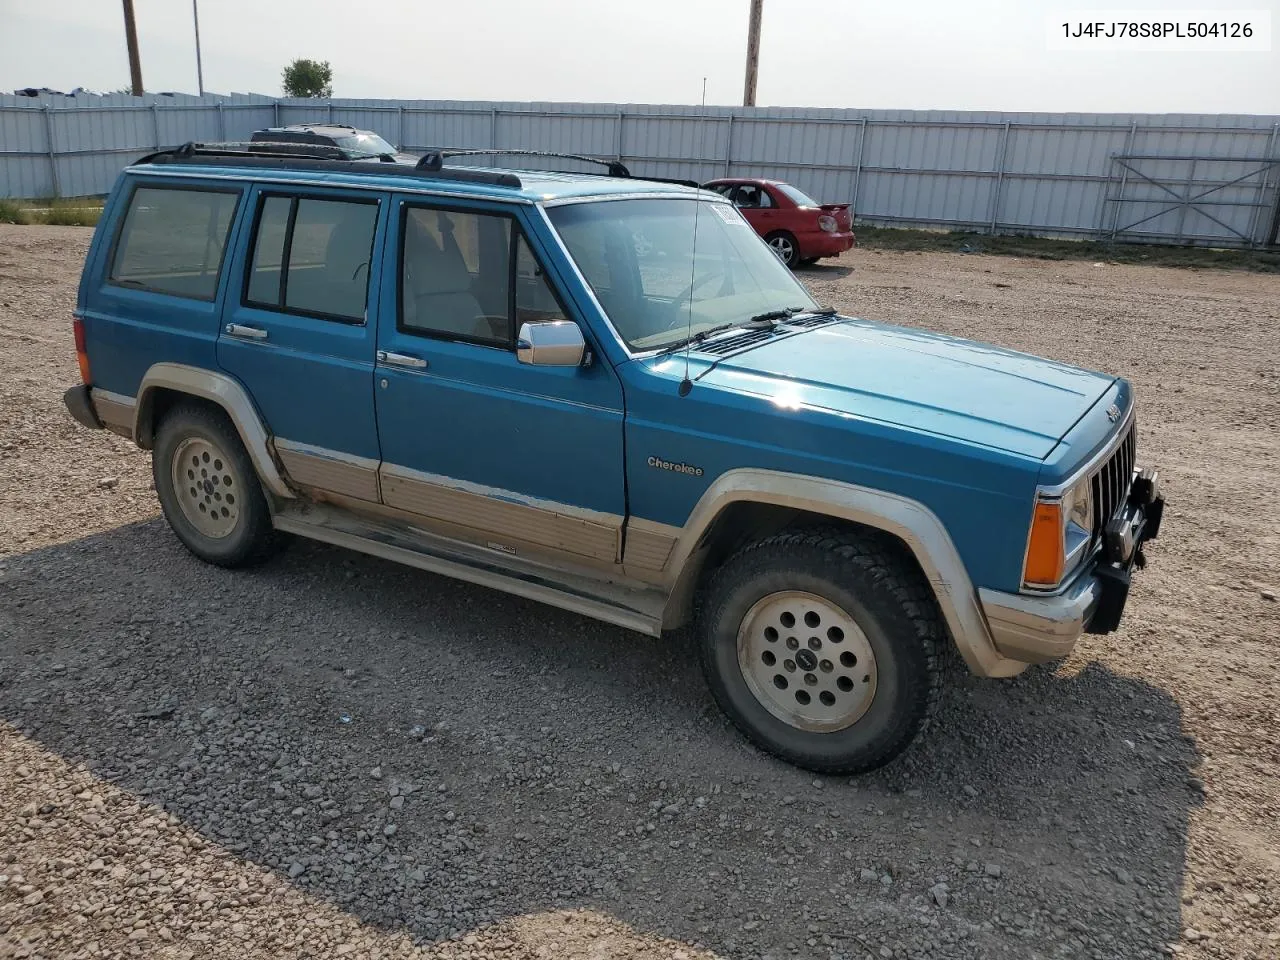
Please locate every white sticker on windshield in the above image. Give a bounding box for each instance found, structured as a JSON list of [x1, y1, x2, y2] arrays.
[[710, 203, 746, 225]]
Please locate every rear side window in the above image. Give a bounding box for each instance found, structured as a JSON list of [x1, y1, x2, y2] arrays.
[[245, 195, 379, 322], [109, 185, 240, 301]]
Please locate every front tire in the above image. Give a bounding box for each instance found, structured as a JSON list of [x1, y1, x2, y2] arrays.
[[697, 529, 943, 774], [764, 231, 800, 269], [153, 403, 277, 568]]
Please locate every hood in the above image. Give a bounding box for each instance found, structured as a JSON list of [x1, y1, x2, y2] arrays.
[[694, 319, 1115, 459]]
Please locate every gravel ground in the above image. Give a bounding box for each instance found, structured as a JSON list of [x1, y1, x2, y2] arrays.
[[1, 224, 1278, 960]]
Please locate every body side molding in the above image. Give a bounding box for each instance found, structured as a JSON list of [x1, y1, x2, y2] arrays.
[[134, 362, 295, 499], [275, 439, 381, 503]]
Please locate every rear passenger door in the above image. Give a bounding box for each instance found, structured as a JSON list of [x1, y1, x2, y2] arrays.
[[218, 186, 388, 502]]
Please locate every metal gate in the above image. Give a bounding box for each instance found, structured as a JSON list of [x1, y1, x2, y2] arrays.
[[1102, 146, 1280, 247]]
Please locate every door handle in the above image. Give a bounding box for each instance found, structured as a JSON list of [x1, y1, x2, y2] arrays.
[[225, 323, 268, 341], [377, 350, 428, 369]]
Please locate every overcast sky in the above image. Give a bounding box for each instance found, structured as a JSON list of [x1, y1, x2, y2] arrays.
[[0, 0, 1276, 113]]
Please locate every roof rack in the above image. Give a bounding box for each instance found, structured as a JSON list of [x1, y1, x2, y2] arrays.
[[132, 142, 703, 192], [415, 148, 700, 188]]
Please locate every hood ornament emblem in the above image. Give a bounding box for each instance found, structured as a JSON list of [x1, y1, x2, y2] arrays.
[[1106, 403, 1121, 423]]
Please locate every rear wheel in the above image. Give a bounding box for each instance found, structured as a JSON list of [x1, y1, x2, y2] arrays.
[[697, 529, 943, 774], [764, 231, 800, 269], [153, 403, 277, 568]]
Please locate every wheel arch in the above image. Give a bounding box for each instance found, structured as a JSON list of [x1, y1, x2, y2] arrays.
[[660, 468, 1021, 678], [133, 362, 294, 500]]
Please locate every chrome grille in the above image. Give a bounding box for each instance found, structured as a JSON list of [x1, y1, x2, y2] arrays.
[[1089, 420, 1137, 540]]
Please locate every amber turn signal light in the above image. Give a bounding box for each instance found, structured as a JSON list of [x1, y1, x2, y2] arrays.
[[1023, 500, 1065, 587]]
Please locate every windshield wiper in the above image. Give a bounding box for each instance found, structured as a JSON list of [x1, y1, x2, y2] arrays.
[[746, 308, 797, 326], [657, 306, 813, 355]]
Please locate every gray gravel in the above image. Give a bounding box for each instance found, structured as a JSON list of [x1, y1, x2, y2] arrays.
[[2, 225, 1279, 959]]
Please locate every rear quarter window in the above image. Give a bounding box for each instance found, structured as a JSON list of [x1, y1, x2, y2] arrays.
[[109, 184, 241, 301]]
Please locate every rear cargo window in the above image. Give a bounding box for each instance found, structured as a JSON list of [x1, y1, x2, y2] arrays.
[[109, 185, 240, 301]]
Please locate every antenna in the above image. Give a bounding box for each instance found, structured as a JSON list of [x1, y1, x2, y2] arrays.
[[678, 190, 703, 397]]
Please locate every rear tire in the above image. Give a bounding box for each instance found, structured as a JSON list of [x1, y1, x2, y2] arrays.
[[153, 402, 277, 568], [697, 529, 943, 774], [764, 231, 800, 269]]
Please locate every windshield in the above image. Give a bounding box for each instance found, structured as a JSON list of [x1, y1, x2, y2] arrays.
[[547, 197, 818, 352], [775, 183, 820, 207], [336, 132, 395, 156]]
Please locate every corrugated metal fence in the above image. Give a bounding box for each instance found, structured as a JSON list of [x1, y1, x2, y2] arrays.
[[3, 91, 1279, 247]]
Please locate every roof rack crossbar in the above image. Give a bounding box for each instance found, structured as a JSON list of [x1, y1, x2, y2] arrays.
[[417, 148, 632, 178], [134, 141, 525, 188], [416, 149, 700, 188]]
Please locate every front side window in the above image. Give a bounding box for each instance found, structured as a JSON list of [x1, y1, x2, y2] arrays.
[[548, 197, 817, 352], [398, 206, 568, 349], [110, 185, 240, 300], [401, 207, 512, 345], [245, 195, 379, 322], [515, 235, 565, 326]]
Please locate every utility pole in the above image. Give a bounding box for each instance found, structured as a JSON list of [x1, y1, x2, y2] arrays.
[[702, 77, 707, 106], [743, 0, 763, 107], [121, 0, 144, 96], [192, 0, 205, 96]]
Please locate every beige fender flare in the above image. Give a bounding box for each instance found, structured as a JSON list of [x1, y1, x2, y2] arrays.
[[660, 468, 1024, 679], [134, 362, 295, 500]]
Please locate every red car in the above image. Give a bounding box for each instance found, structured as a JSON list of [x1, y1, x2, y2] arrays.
[[702, 178, 856, 268]]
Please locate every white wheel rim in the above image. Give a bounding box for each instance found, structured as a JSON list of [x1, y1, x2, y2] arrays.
[[769, 236, 794, 262], [736, 591, 878, 732], [171, 437, 241, 539]]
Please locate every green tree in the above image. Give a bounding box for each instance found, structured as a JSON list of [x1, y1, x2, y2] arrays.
[[282, 59, 333, 98]]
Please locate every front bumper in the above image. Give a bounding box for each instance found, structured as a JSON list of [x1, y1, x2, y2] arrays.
[[979, 469, 1165, 664]]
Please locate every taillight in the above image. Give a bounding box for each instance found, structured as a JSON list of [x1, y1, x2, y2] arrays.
[[818, 214, 837, 233], [73, 317, 92, 384]]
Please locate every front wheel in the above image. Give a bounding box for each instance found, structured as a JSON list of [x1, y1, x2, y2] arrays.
[[697, 529, 944, 774], [764, 231, 800, 269]]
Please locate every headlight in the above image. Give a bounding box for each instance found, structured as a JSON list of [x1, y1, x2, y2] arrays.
[[1023, 480, 1094, 589], [817, 215, 837, 233], [1063, 480, 1093, 535]]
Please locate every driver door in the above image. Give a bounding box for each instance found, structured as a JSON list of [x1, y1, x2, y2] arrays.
[[373, 197, 627, 568]]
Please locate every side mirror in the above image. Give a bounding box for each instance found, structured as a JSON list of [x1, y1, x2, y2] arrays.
[[516, 320, 586, 367]]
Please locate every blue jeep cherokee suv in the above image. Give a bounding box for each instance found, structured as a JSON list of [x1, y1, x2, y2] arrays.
[[63, 143, 1165, 774]]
